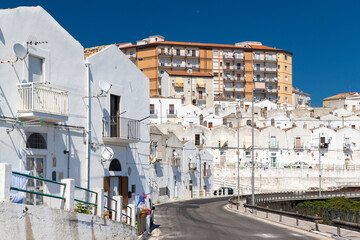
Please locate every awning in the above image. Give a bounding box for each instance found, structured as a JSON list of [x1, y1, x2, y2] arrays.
[[175, 77, 183, 87], [196, 78, 205, 88]]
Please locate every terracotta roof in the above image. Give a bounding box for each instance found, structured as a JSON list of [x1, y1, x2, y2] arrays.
[[166, 71, 213, 77], [120, 40, 287, 53], [249, 44, 279, 51], [324, 92, 358, 100]]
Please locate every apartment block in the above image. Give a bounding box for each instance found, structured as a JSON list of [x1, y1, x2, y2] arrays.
[[120, 35, 293, 104], [161, 70, 213, 108]]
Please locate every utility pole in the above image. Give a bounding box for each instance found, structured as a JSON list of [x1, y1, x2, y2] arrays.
[[237, 102, 241, 203], [251, 90, 255, 206], [199, 152, 202, 195], [318, 133, 322, 197]]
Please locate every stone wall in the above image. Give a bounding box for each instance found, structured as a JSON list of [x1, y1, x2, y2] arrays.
[[0, 202, 137, 240]]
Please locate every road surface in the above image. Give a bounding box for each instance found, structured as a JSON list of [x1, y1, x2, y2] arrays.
[[149, 197, 324, 240]]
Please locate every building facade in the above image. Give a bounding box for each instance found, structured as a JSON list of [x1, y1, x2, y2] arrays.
[[120, 35, 293, 104], [161, 70, 214, 108]]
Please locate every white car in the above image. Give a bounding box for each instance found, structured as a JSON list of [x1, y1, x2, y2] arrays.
[[292, 162, 312, 168]]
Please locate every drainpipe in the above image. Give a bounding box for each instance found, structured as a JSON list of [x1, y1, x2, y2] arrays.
[[85, 60, 91, 194]]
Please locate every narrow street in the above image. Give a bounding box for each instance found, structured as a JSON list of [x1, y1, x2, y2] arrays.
[[149, 197, 324, 240]]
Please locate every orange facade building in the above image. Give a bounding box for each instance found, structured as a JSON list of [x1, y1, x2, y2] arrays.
[[120, 35, 293, 104]]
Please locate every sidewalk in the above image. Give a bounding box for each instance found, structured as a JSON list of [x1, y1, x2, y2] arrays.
[[226, 201, 360, 240]]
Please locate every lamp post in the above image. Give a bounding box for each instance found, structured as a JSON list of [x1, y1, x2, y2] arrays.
[[318, 133, 322, 197], [237, 102, 241, 203], [251, 89, 255, 206]]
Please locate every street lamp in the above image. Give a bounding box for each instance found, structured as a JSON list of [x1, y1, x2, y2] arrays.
[[251, 89, 255, 206], [237, 102, 241, 203]]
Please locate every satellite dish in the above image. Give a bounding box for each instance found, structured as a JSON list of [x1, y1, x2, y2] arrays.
[[101, 146, 114, 161], [13, 43, 27, 60], [187, 69, 193, 74], [98, 80, 112, 94]]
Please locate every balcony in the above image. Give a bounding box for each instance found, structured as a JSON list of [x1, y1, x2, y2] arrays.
[[17, 82, 68, 122], [187, 64, 200, 69], [102, 116, 140, 145], [224, 76, 234, 81], [186, 53, 199, 57], [171, 157, 181, 168], [197, 95, 206, 101], [203, 169, 211, 178], [224, 54, 234, 59], [234, 66, 245, 71], [266, 88, 278, 93], [234, 55, 244, 60], [158, 50, 172, 56], [343, 143, 351, 151], [172, 63, 186, 68], [189, 162, 197, 172], [224, 86, 234, 92], [173, 52, 185, 57], [253, 78, 265, 82], [269, 141, 279, 149], [265, 68, 277, 72], [159, 62, 172, 67], [224, 66, 234, 70], [265, 56, 276, 62], [265, 77, 277, 82], [253, 56, 265, 61], [319, 143, 329, 149], [234, 76, 245, 81], [234, 87, 245, 92], [253, 67, 265, 72], [294, 143, 304, 150]]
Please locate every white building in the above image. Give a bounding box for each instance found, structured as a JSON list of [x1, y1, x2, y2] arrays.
[[149, 96, 181, 125], [0, 6, 150, 207]]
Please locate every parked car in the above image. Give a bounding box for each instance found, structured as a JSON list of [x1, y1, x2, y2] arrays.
[[284, 162, 312, 168], [213, 187, 234, 195]]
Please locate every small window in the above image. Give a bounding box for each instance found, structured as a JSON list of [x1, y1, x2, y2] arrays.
[[285, 76, 288, 81], [131, 184, 136, 193], [285, 97, 288, 102], [150, 104, 155, 114], [285, 87, 288, 91], [26, 133, 47, 149], [277, 65, 280, 69], [138, 58, 143, 61], [195, 134, 200, 145], [277, 54, 280, 59], [169, 104, 175, 114], [285, 55, 288, 60], [285, 66, 288, 71], [109, 159, 121, 171]]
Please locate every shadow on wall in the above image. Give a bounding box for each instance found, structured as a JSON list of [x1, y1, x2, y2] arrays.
[[154, 162, 163, 177], [0, 85, 15, 117]]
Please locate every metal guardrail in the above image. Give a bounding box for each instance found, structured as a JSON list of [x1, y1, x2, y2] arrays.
[[104, 194, 118, 220], [11, 171, 65, 201], [122, 202, 132, 222], [74, 185, 98, 207]]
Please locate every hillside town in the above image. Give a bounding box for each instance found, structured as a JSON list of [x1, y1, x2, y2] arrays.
[[1, 5, 360, 240]]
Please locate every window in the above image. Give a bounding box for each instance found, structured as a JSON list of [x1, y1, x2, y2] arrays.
[[285, 86, 288, 91], [220, 73, 223, 77], [188, 79, 190, 84], [26, 133, 47, 149], [285, 76, 288, 81], [138, 58, 143, 61], [169, 104, 174, 114], [195, 134, 200, 145], [285, 55, 288, 60], [256, 64, 260, 71], [220, 62, 222, 67], [109, 159, 121, 171], [277, 54, 280, 59], [277, 65, 280, 69], [208, 122, 213, 128], [285, 97, 288, 102], [285, 66, 288, 71], [131, 184, 136, 193], [150, 104, 155, 114], [176, 49, 180, 56]]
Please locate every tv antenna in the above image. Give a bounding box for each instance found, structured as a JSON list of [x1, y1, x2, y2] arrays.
[[100, 146, 114, 163]]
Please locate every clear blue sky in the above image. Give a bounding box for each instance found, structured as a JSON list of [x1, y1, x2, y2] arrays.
[[4, 0, 360, 106]]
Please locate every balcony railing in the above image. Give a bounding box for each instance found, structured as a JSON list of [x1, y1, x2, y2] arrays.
[[269, 141, 279, 148], [189, 162, 197, 171], [234, 55, 244, 60], [266, 88, 278, 93], [171, 157, 181, 168], [224, 54, 233, 59], [265, 68, 277, 72], [294, 143, 304, 150], [253, 78, 265, 82], [102, 116, 140, 144], [253, 56, 265, 61], [265, 77, 277, 82], [186, 53, 199, 57], [234, 66, 245, 71], [235, 77, 245, 81], [343, 143, 351, 151], [17, 82, 68, 120], [224, 86, 234, 91], [253, 67, 265, 72], [234, 87, 245, 92], [319, 143, 329, 149], [197, 95, 206, 101], [265, 56, 276, 61]]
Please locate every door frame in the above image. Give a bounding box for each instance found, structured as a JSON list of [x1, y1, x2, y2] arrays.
[[25, 155, 47, 205]]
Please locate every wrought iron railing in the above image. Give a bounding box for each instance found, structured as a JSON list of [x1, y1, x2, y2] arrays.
[[102, 116, 140, 140]]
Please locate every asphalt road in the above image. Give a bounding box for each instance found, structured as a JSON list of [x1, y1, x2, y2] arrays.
[[150, 197, 322, 240]]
